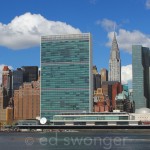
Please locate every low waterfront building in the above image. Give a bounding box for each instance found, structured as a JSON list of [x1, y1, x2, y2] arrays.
[[130, 108, 150, 124], [17, 119, 40, 126], [52, 112, 139, 126]]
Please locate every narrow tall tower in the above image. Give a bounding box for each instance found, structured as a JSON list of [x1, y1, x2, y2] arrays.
[[2, 66, 12, 98], [108, 32, 121, 82]]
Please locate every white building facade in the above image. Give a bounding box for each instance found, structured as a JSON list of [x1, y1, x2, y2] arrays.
[[109, 33, 121, 83]]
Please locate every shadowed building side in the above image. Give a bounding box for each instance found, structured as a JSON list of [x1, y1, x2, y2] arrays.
[[132, 45, 150, 109]]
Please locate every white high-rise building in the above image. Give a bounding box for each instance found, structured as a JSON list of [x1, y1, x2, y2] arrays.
[[108, 33, 121, 82]]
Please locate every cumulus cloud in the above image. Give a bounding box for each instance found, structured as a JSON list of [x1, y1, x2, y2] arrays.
[[98, 18, 150, 53], [96, 19, 117, 32], [146, 0, 150, 9], [121, 64, 132, 84], [106, 29, 150, 53], [0, 65, 13, 84], [0, 12, 81, 50]]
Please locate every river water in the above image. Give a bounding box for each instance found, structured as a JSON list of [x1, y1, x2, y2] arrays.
[[0, 129, 150, 150]]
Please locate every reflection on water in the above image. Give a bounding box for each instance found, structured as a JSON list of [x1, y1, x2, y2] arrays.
[[0, 130, 150, 150]]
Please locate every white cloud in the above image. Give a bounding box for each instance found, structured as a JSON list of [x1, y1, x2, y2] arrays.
[[98, 18, 150, 53], [0, 65, 13, 84], [96, 19, 118, 32], [106, 29, 150, 53], [121, 64, 132, 84], [146, 0, 150, 9], [0, 12, 81, 50]]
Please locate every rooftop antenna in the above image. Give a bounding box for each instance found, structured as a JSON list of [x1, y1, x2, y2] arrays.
[[114, 23, 116, 37]]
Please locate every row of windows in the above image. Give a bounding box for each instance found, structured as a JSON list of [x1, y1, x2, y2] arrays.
[[54, 122, 131, 126], [41, 36, 91, 120], [53, 116, 128, 121]]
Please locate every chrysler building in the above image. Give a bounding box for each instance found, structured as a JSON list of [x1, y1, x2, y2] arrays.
[[108, 32, 121, 83]]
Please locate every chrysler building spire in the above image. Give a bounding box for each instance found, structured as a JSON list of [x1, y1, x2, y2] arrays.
[[108, 32, 121, 82]]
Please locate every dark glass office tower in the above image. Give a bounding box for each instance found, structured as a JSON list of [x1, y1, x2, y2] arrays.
[[12, 68, 23, 91], [41, 33, 93, 120], [21, 66, 38, 82], [132, 45, 150, 109], [92, 66, 101, 91]]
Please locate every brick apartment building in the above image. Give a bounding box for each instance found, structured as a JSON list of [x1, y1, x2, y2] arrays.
[[14, 79, 40, 120]]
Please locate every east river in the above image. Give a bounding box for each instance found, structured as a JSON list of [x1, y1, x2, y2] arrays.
[[0, 129, 150, 150]]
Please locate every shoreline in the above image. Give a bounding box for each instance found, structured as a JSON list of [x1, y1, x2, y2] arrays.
[[1, 128, 150, 134]]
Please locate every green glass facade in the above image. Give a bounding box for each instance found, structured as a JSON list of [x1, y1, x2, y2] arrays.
[[41, 34, 93, 120], [132, 45, 150, 109], [53, 115, 129, 121]]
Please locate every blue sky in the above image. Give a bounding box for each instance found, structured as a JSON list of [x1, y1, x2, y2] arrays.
[[0, 0, 150, 84]]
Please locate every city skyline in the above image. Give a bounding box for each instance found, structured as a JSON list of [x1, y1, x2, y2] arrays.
[[0, 0, 150, 86]]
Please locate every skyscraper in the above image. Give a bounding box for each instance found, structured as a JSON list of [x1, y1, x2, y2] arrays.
[[93, 66, 101, 91], [41, 33, 93, 120], [132, 45, 150, 109], [100, 68, 108, 84], [21, 66, 38, 82], [12, 68, 23, 91], [108, 33, 121, 83], [2, 66, 12, 98]]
